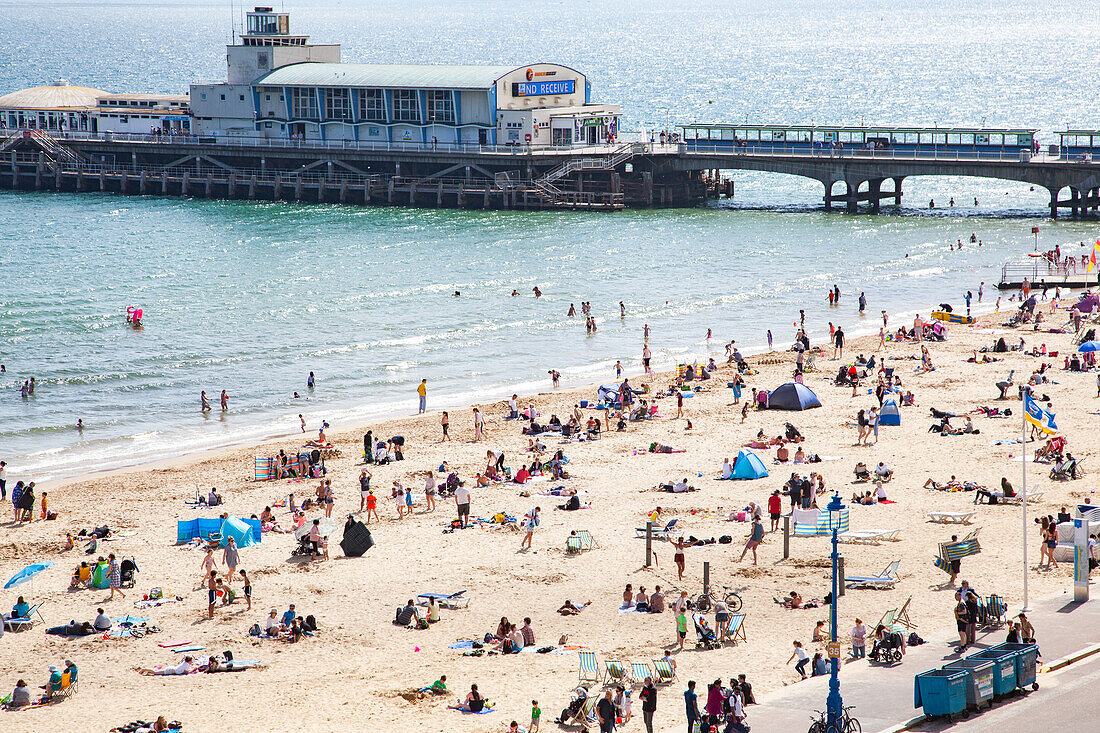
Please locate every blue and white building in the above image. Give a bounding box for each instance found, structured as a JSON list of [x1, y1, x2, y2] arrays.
[[190, 7, 620, 147]]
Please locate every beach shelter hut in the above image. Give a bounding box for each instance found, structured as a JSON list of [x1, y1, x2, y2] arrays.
[[767, 382, 822, 411], [220, 516, 259, 548], [731, 449, 768, 480], [878, 399, 902, 426]]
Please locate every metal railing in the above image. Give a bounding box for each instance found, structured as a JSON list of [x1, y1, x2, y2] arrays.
[[681, 142, 1060, 163], [40, 129, 679, 158]]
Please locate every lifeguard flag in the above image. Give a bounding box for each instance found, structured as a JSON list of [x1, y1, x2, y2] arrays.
[[1023, 393, 1058, 435], [1031, 226, 1040, 234], [1087, 239, 1100, 273]]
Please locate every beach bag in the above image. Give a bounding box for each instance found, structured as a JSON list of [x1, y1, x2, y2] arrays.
[[718, 535, 733, 544]]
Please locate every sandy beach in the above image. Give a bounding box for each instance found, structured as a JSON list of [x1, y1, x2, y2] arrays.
[[0, 298, 1094, 733]]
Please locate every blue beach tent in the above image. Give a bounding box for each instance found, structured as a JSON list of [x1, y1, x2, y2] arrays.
[[177, 517, 261, 545], [732, 449, 768, 480], [220, 516, 259, 548], [767, 383, 821, 410], [878, 399, 902, 426]]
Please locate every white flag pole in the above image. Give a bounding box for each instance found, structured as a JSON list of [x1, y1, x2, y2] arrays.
[[1021, 398, 1030, 613]]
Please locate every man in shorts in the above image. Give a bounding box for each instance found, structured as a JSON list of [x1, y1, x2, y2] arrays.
[[207, 571, 218, 618], [455, 484, 471, 528], [359, 469, 372, 511], [768, 489, 783, 532]]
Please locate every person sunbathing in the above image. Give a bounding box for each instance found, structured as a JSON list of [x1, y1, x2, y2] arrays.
[[793, 447, 806, 464], [449, 684, 487, 713], [775, 445, 790, 462], [853, 463, 871, 481], [557, 600, 590, 616], [139, 656, 196, 676], [923, 476, 960, 491]]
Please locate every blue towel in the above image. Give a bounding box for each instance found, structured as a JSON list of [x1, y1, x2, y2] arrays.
[[448, 640, 477, 649]]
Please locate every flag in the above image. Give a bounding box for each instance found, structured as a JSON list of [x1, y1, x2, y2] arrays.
[[1031, 226, 1040, 234], [1087, 239, 1100, 274], [1023, 393, 1058, 434]]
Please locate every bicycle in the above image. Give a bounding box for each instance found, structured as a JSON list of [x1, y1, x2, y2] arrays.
[[807, 706, 860, 733], [691, 584, 743, 613]]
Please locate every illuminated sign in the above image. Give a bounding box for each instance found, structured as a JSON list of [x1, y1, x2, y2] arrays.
[[512, 80, 575, 97]]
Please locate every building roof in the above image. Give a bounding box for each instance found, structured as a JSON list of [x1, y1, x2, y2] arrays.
[[256, 63, 519, 90], [0, 80, 108, 110], [97, 93, 189, 103]]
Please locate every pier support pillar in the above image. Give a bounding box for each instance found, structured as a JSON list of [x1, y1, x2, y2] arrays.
[[387, 178, 395, 204], [273, 175, 281, 198], [34, 162, 41, 190], [226, 173, 236, 199], [409, 180, 416, 204], [139, 170, 147, 194], [823, 180, 835, 211], [99, 171, 106, 191], [53, 164, 61, 190], [891, 177, 904, 206], [77, 168, 84, 191], [317, 181, 324, 202], [181, 171, 189, 196], [205, 174, 213, 197], [294, 177, 302, 200], [161, 172, 168, 194], [868, 178, 883, 213], [844, 180, 860, 213], [436, 180, 443, 207], [483, 183, 490, 209], [1049, 188, 1058, 219], [249, 175, 257, 199], [340, 180, 348, 203], [643, 171, 654, 207]]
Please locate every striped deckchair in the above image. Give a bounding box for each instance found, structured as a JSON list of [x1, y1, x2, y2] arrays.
[[604, 659, 628, 685], [934, 528, 981, 573], [577, 530, 598, 550], [723, 613, 748, 644], [253, 456, 275, 481], [894, 596, 917, 630], [793, 507, 850, 536], [877, 608, 906, 635], [578, 650, 601, 683], [630, 661, 652, 685], [652, 658, 677, 684], [566, 535, 583, 555]]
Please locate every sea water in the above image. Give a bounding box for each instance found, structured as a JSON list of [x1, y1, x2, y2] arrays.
[[0, 0, 1097, 480]]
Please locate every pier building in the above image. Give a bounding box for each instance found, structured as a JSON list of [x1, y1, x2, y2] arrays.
[[189, 7, 619, 147]]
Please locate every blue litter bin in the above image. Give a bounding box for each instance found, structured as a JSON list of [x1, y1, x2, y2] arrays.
[[943, 658, 995, 711], [968, 649, 1018, 697], [914, 668, 969, 721], [989, 642, 1039, 690]]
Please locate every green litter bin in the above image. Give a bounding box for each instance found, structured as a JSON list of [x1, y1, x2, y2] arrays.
[[914, 668, 969, 721], [967, 648, 1018, 698], [943, 658, 995, 711], [989, 642, 1039, 690]]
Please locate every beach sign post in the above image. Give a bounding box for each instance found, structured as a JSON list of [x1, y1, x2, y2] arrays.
[[826, 492, 846, 732], [645, 522, 653, 568], [1021, 394, 1058, 612], [1074, 518, 1089, 602]]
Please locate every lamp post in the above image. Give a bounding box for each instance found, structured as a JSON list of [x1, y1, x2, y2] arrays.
[[827, 493, 845, 732]]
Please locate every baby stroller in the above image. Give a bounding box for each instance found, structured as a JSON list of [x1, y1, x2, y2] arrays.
[[693, 613, 721, 650], [557, 685, 591, 727], [869, 630, 904, 663], [119, 558, 139, 588]]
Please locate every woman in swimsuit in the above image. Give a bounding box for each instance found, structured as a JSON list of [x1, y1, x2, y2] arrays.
[[450, 683, 485, 712], [673, 537, 690, 580]]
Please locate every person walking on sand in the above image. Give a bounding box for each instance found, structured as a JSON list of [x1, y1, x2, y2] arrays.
[[207, 571, 218, 618], [299, 414, 306, 433], [365, 489, 379, 523], [240, 568, 251, 611], [108, 553, 125, 600], [676, 608, 689, 651], [675, 390, 684, 418], [520, 506, 540, 549], [639, 677, 657, 733], [441, 411, 450, 442], [417, 379, 427, 414], [199, 548, 217, 584], [424, 471, 436, 511], [672, 537, 693, 580], [359, 469, 372, 511], [737, 516, 764, 565], [200, 391, 211, 411], [221, 536, 239, 583], [787, 641, 810, 679], [833, 326, 844, 360], [472, 407, 484, 441], [683, 680, 700, 733], [455, 483, 471, 528]]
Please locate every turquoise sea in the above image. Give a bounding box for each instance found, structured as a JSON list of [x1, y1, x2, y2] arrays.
[[1, 0, 1098, 480]]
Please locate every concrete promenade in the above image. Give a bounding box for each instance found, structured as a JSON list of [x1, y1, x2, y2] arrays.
[[662, 585, 1100, 733]]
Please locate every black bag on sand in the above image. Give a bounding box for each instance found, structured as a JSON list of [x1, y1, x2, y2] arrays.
[[340, 522, 374, 557]]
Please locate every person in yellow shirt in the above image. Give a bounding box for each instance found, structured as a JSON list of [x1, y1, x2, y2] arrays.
[[417, 379, 427, 414], [40, 492, 48, 520]]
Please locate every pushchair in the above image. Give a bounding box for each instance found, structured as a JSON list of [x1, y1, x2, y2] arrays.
[[693, 613, 721, 650], [119, 558, 139, 588], [869, 631, 904, 663]]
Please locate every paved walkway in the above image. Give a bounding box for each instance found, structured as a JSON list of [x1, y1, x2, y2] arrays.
[[662, 586, 1100, 733]]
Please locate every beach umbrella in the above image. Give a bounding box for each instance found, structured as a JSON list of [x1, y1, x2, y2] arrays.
[[4, 561, 54, 595], [1078, 341, 1100, 352]]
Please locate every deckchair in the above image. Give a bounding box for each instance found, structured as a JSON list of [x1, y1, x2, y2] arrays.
[[577, 530, 599, 550], [578, 650, 601, 684], [979, 594, 1007, 627], [876, 607, 906, 635], [630, 661, 652, 685], [652, 658, 677, 684], [893, 596, 917, 630], [566, 536, 583, 555], [3, 602, 45, 632], [723, 613, 747, 644], [927, 511, 976, 524], [604, 659, 628, 685], [416, 591, 469, 609], [634, 519, 682, 540], [579, 694, 598, 723], [1003, 491, 1045, 504], [837, 529, 901, 545], [845, 560, 900, 589]]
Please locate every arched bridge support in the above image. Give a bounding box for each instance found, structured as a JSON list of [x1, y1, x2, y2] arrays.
[[822, 177, 904, 214]]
